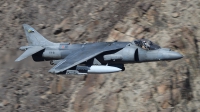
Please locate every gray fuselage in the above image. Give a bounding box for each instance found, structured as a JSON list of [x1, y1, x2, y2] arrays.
[[40, 41, 182, 65]]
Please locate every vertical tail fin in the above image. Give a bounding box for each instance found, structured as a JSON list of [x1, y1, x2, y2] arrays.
[[23, 24, 54, 46]]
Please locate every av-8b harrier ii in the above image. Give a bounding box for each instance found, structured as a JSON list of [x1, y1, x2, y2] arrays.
[[15, 24, 183, 75]]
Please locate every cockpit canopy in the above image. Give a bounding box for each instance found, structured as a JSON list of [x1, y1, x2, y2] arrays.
[[134, 39, 161, 50]]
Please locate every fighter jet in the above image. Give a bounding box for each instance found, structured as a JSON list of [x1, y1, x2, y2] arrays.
[[15, 24, 183, 75]]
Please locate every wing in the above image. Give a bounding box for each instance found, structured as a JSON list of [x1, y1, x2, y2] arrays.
[[49, 42, 127, 73], [15, 46, 44, 61]]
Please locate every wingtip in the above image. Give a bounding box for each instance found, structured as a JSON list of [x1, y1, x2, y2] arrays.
[[15, 59, 20, 62], [49, 69, 62, 74], [48, 70, 53, 73], [15, 57, 24, 62], [48, 69, 56, 74]]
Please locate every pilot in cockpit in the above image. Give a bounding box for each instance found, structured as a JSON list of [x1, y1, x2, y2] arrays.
[[142, 40, 150, 49], [134, 39, 160, 50]]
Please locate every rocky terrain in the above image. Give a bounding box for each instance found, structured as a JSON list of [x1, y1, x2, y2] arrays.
[[0, 0, 200, 112]]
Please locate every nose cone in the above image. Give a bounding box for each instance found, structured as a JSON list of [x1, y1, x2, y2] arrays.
[[161, 51, 183, 60], [168, 52, 183, 59]]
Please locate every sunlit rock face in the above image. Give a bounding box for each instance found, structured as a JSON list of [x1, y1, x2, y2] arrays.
[[0, 0, 199, 111]]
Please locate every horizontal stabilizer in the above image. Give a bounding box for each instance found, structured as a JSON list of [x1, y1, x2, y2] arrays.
[[15, 46, 44, 61]]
